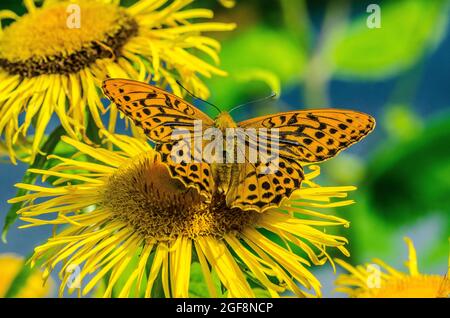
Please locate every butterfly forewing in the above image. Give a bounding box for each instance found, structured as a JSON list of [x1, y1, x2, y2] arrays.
[[102, 79, 215, 198], [102, 79, 214, 143], [239, 109, 375, 163]]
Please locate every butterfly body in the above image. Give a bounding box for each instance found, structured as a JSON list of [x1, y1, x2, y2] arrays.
[[211, 159, 241, 200], [102, 79, 376, 213], [214, 111, 238, 130], [209, 112, 239, 195]]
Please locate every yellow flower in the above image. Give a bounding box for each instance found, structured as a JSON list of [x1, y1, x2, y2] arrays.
[[0, 254, 53, 298], [335, 238, 450, 298], [11, 132, 355, 298], [0, 0, 235, 163]]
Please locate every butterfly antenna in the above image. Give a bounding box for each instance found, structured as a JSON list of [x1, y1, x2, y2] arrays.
[[229, 93, 277, 114], [176, 80, 222, 114]]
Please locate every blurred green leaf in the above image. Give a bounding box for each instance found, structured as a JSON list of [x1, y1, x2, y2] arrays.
[[220, 25, 305, 80], [332, 0, 449, 79], [423, 231, 450, 269], [383, 105, 424, 141], [2, 126, 65, 242], [322, 154, 366, 185], [366, 111, 450, 222], [234, 69, 281, 96], [207, 24, 306, 107], [346, 193, 448, 268], [345, 194, 397, 263]]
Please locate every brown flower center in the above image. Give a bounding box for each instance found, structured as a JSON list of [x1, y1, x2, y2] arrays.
[[0, 1, 138, 77], [101, 152, 261, 241]]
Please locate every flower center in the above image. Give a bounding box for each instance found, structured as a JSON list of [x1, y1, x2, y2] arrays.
[[101, 153, 261, 241], [370, 275, 449, 298], [0, 1, 138, 77]]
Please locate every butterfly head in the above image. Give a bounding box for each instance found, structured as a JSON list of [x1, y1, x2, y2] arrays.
[[214, 111, 237, 130]]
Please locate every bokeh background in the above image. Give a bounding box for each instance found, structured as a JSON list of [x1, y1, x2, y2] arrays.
[[1, 0, 449, 297]]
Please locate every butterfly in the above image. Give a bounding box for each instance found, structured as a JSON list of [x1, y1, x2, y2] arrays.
[[102, 78, 375, 213]]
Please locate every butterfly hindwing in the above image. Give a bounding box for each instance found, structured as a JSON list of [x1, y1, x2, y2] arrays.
[[157, 142, 214, 200], [226, 157, 304, 212], [239, 109, 375, 163], [227, 109, 375, 211], [102, 79, 214, 143]]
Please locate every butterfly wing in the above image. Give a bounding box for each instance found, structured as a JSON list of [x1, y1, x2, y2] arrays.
[[226, 109, 375, 212], [226, 158, 304, 212], [102, 78, 215, 198], [102, 79, 214, 143], [239, 109, 375, 163], [156, 142, 214, 197]]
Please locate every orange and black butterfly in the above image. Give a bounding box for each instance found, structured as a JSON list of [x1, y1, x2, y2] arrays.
[[102, 79, 375, 212]]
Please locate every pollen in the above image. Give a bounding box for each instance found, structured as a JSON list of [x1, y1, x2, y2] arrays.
[[0, 0, 137, 77], [101, 153, 261, 241]]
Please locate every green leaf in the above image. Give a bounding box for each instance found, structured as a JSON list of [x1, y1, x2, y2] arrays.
[[207, 24, 306, 108], [382, 104, 424, 141], [322, 153, 366, 185], [344, 193, 397, 263], [2, 126, 66, 242], [332, 0, 449, 79], [366, 111, 450, 223]]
